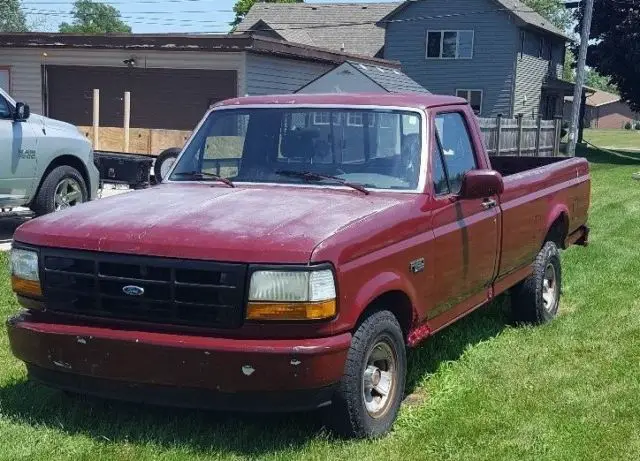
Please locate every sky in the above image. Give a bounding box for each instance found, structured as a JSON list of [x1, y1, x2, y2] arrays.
[[24, 0, 397, 34]]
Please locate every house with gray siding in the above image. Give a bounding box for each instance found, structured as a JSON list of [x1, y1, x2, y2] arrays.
[[380, 0, 571, 118], [238, 0, 574, 119], [0, 33, 397, 132]]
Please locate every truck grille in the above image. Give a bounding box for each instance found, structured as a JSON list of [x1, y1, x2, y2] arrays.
[[40, 248, 248, 328]]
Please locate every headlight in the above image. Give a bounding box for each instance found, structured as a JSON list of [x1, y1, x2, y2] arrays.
[[247, 269, 336, 321], [10, 248, 42, 298]]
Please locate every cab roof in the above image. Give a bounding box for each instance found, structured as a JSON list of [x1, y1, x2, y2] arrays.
[[214, 93, 467, 110]]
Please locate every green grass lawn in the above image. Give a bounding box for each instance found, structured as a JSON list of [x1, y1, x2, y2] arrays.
[[583, 128, 640, 150], [1, 147, 640, 460]]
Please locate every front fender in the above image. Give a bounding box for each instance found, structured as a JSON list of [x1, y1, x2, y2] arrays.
[[351, 271, 421, 324]]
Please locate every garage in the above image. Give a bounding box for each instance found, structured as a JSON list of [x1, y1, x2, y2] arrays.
[[46, 66, 237, 131]]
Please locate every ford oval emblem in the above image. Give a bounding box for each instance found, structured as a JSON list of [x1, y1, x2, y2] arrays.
[[122, 285, 144, 296]]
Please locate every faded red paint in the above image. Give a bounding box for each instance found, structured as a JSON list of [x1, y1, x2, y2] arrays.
[[8, 94, 590, 408]]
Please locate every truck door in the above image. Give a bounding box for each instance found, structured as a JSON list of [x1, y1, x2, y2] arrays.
[[0, 94, 37, 206], [427, 110, 500, 321]]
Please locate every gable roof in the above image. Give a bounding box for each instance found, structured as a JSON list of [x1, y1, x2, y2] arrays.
[[379, 0, 569, 41], [235, 2, 401, 57], [566, 89, 622, 108], [346, 61, 430, 93], [297, 61, 430, 94]]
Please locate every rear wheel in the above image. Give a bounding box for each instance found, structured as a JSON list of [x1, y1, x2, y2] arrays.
[[511, 241, 562, 324], [153, 147, 181, 183], [31, 166, 87, 216], [327, 310, 406, 438]]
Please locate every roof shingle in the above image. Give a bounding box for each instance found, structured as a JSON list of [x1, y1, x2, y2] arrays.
[[235, 2, 401, 57]]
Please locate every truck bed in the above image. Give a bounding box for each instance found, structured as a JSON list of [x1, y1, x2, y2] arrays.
[[489, 156, 569, 177]]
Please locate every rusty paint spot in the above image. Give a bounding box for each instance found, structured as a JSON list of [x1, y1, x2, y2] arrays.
[[241, 365, 255, 376], [407, 323, 431, 347]]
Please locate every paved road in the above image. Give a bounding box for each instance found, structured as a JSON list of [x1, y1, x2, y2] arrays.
[[0, 186, 132, 252]]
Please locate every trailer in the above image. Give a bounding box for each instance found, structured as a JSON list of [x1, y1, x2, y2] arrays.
[[93, 147, 181, 189]]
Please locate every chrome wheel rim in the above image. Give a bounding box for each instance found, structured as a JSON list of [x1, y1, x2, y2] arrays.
[[54, 178, 83, 211], [160, 157, 176, 179], [542, 263, 558, 312], [362, 340, 397, 418]]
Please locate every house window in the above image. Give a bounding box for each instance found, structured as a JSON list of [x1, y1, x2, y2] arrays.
[[347, 112, 363, 127], [456, 89, 483, 115], [313, 112, 330, 125], [379, 113, 393, 128], [426, 30, 474, 59]]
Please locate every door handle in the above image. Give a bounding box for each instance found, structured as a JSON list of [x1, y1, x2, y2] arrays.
[[482, 198, 497, 209]]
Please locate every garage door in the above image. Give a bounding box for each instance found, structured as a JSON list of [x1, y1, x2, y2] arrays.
[[46, 66, 237, 130]]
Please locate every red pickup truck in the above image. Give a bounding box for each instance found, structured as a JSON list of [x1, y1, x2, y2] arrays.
[[7, 93, 590, 438]]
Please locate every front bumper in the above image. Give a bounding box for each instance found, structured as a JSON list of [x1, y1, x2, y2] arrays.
[[7, 313, 351, 411]]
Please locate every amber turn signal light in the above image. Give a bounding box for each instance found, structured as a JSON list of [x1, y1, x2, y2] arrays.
[[12, 276, 42, 298], [246, 299, 336, 321]]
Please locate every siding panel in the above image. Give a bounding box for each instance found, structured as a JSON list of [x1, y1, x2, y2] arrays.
[[384, 0, 520, 117], [514, 31, 565, 118], [245, 54, 333, 95]]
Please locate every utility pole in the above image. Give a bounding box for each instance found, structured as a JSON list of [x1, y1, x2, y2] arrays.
[[567, 0, 595, 156]]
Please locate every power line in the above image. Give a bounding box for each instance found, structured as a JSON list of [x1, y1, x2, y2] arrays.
[[22, 7, 563, 31], [22, 0, 223, 4]]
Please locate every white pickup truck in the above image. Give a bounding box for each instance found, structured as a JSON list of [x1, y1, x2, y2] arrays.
[[0, 88, 99, 215]]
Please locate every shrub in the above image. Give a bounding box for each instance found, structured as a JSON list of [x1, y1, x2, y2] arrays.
[[624, 121, 632, 130], [635, 122, 640, 130]]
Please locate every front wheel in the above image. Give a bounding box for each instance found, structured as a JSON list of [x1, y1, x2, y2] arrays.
[[31, 166, 88, 216], [327, 310, 406, 438], [511, 241, 562, 324]]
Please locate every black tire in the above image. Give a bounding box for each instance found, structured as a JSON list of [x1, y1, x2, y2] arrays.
[[511, 241, 562, 324], [153, 147, 181, 183], [327, 310, 406, 438], [31, 165, 88, 216]]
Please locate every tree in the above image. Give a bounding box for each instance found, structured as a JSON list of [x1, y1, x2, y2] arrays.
[[521, 0, 572, 30], [585, 68, 618, 94], [0, 0, 28, 32], [232, 0, 302, 28], [59, 0, 131, 33], [563, 48, 576, 82], [576, 0, 640, 111]]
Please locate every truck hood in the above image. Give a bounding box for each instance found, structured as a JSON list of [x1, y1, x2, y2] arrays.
[[15, 184, 404, 263]]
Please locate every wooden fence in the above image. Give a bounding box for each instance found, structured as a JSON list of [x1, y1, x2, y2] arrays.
[[478, 115, 563, 157]]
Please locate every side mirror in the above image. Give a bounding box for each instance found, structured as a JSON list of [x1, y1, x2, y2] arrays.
[[14, 102, 30, 121], [458, 169, 504, 199]]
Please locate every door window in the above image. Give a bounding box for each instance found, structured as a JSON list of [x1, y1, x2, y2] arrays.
[[0, 95, 11, 119], [434, 112, 477, 194], [432, 141, 449, 195]]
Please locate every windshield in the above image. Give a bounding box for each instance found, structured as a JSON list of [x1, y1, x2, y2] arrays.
[[169, 107, 423, 191]]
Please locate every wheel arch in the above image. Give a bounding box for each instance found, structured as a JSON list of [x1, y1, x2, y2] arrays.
[[545, 206, 569, 249], [351, 272, 420, 340], [30, 154, 90, 205]]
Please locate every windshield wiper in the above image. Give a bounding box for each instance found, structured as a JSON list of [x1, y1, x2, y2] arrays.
[[171, 171, 234, 188], [276, 170, 369, 195]]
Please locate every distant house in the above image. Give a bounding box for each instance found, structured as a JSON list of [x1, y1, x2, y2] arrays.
[[238, 0, 576, 119], [380, 0, 573, 118], [564, 90, 640, 129], [235, 2, 400, 57]]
